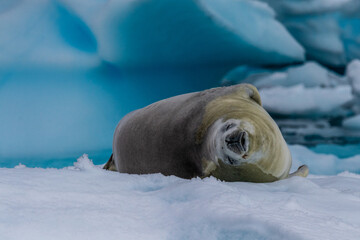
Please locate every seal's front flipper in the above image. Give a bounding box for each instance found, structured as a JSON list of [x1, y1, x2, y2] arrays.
[[288, 165, 309, 178], [103, 154, 117, 171]]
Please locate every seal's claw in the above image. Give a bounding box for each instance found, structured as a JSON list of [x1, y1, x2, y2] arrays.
[[288, 165, 309, 178]]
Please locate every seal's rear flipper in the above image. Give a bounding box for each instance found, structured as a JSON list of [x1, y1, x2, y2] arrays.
[[103, 154, 117, 171], [288, 165, 309, 178]]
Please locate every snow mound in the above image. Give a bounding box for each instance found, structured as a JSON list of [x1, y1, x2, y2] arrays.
[[1, 153, 360, 240], [259, 84, 352, 116]]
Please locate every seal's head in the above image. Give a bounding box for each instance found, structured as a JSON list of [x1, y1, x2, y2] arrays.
[[199, 84, 292, 182]]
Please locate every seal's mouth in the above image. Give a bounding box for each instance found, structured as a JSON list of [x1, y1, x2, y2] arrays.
[[225, 130, 248, 155]]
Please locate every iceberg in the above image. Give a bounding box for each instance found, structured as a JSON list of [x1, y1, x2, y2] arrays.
[[223, 61, 356, 117], [93, 0, 304, 68], [0, 0, 99, 70], [0, 0, 305, 70], [223, 61, 344, 88], [259, 0, 360, 66], [0, 66, 230, 166]]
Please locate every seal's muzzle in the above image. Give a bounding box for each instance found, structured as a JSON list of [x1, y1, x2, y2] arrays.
[[225, 130, 248, 154]]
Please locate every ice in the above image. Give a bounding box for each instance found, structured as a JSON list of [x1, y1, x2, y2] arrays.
[[260, 0, 353, 16], [93, 0, 304, 67], [344, 59, 360, 113], [346, 59, 360, 96], [0, 0, 99, 70], [275, 119, 360, 146], [223, 61, 354, 116], [0, 0, 305, 69], [311, 144, 360, 158], [343, 115, 360, 129], [290, 145, 360, 174], [223, 61, 344, 88], [224, 60, 360, 118], [260, 0, 360, 66], [259, 84, 353, 116], [1, 152, 360, 240]]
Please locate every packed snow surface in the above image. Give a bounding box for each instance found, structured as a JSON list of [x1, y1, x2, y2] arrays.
[[2, 149, 360, 240]]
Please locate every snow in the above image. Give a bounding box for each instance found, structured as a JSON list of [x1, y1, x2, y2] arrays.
[[1, 152, 360, 240], [259, 84, 353, 116]]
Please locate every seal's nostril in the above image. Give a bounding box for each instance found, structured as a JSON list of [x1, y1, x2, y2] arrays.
[[240, 133, 246, 149]]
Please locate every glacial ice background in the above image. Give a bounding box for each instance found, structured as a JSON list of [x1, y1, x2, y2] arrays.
[[2, 0, 360, 239]]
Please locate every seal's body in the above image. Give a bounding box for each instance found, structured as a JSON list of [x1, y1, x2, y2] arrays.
[[105, 84, 308, 182]]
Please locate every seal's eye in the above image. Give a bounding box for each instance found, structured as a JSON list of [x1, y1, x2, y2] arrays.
[[225, 123, 235, 131]]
